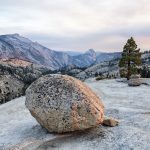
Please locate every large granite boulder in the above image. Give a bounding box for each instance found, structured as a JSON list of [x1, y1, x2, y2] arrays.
[[0, 75, 25, 104], [128, 74, 142, 86], [25, 74, 104, 133]]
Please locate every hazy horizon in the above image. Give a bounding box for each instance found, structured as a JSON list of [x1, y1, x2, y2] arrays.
[[0, 0, 150, 52]]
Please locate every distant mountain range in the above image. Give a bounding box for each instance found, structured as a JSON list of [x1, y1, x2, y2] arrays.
[[62, 51, 84, 56], [0, 34, 121, 70]]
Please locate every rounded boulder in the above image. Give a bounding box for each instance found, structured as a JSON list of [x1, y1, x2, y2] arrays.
[[128, 74, 142, 86], [25, 74, 104, 133]]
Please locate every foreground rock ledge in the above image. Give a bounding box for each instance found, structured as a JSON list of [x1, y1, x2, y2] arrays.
[[25, 74, 104, 133]]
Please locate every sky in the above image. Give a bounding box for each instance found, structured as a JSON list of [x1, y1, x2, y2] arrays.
[[0, 0, 150, 52]]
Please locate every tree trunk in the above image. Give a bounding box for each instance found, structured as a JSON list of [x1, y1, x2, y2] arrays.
[[127, 52, 131, 80]]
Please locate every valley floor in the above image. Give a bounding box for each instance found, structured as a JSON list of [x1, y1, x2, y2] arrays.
[[0, 79, 150, 150]]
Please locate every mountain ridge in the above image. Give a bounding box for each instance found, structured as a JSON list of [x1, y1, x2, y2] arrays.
[[0, 34, 121, 70]]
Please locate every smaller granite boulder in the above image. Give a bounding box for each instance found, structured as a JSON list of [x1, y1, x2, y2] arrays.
[[128, 74, 142, 86], [25, 74, 104, 133], [103, 117, 119, 127], [130, 74, 141, 79]]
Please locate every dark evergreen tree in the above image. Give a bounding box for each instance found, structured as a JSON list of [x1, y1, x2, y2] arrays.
[[147, 70, 150, 78], [119, 37, 141, 80], [141, 66, 147, 78], [95, 72, 98, 77], [99, 72, 102, 76]]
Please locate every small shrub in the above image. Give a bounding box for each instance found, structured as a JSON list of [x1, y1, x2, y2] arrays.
[[96, 76, 104, 81]]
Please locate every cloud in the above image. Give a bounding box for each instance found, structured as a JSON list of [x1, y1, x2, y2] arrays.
[[0, 0, 150, 51]]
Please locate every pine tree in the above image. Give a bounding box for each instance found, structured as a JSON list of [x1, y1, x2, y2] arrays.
[[141, 66, 147, 78], [119, 37, 141, 80], [95, 72, 98, 77]]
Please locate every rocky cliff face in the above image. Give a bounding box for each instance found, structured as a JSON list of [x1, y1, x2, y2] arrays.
[[76, 59, 120, 80], [72, 49, 97, 67], [0, 75, 24, 104], [0, 60, 52, 104]]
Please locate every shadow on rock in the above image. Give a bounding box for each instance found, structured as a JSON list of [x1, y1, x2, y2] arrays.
[[35, 125, 110, 150]]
